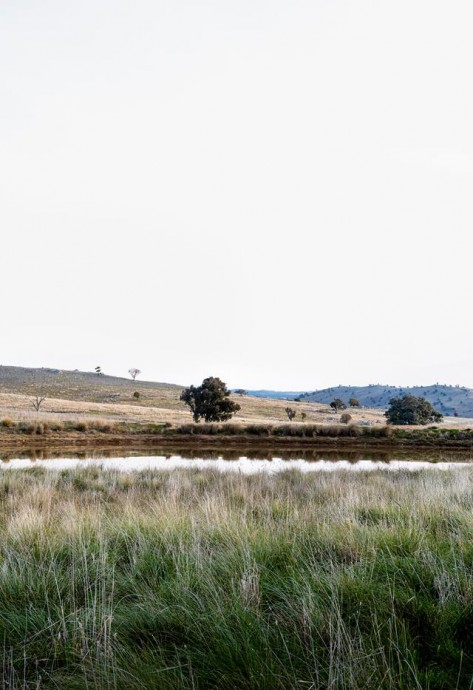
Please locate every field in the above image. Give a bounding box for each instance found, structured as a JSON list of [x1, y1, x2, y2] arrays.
[[0, 367, 471, 432], [1, 465, 473, 689]]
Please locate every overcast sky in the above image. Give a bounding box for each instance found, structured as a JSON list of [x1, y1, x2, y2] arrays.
[[1, 0, 472, 390]]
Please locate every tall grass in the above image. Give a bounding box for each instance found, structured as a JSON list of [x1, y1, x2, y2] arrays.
[[0, 466, 472, 688]]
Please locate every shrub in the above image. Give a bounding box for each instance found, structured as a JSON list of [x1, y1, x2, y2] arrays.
[[330, 399, 347, 411], [1, 419, 14, 428], [133, 391, 140, 399], [285, 407, 297, 421], [340, 413, 352, 424]]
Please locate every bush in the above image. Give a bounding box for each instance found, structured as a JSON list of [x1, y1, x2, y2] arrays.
[[340, 413, 352, 424], [1, 419, 14, 428], [285, 407, 297, 421], [330, 399, 347, 411], [133, 391, 140, 399]]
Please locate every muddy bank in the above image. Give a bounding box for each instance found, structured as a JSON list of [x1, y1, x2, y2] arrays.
[[1, 430, 473, 455]]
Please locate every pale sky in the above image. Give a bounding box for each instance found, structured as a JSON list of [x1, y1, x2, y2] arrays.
[[1, 0, 472, 390]]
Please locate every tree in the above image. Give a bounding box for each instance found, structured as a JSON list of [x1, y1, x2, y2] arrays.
[[285, 407, 297, 421], [95, 366, 102, 376], [129, 367, 142, 381], [180, 377, 241, 423], [32, 395, 46, 412], [330, 398, 346, 412], [385, 395, 443, 425], [349, 397, 360, 408], [30, 371, 46, 411], [235, 389, 247, 396]]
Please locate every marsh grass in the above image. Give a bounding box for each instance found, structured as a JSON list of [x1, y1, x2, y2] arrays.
[[0, 467, 473, 688]]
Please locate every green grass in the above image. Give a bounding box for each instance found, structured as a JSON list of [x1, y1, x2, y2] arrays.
[[0, 466, 473, 688]]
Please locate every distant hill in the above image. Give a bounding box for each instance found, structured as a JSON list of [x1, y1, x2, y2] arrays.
[[240, 390, 305, 400], [247, 384, 473, 418], [0, 366, 183, 407]]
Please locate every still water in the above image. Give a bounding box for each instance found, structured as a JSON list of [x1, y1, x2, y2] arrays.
[[0, 449, 472, 473]]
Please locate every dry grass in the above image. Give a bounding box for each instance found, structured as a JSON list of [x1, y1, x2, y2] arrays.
[[0, 389, 390, 428], [0, 373, 471, 435], [1, 466, 473, 688]]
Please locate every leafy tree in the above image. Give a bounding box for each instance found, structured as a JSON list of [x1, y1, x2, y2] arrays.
[[180, 377, 241, 423], [235, 389, 247, 396], [285, 407, 297, 421], [349, 397, 360, 408], [330, 398, 346, 411], [129, 368, 142, 381], [385, 395, 443, 425]]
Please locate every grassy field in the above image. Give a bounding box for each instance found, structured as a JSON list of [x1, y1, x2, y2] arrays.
[[0, 366, 471, 431], [1, 465, 473, 688]]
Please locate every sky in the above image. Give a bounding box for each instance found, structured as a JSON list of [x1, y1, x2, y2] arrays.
[[1, 0, 472, 391]]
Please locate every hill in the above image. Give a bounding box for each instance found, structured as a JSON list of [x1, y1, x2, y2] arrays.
[[0, 366, 388, 427], [249, 384, 473, 418], [0, 365, 184, 408]]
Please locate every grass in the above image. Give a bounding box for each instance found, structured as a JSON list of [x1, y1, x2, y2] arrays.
[[0, 466, 473, 688]]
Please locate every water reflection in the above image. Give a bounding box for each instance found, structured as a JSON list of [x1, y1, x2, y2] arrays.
[[0, 447, 472, 473]]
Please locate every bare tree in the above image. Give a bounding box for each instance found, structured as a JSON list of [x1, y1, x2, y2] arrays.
[[30, 371, 46, 411], [128, 368, 142, 381], [32, 395, 46, 412]]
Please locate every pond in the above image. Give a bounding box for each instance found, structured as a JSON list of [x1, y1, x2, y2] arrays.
[[1, 448, 472, 473]]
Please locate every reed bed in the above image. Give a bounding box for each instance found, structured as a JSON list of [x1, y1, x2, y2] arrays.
[[0, 466, 472, 688]]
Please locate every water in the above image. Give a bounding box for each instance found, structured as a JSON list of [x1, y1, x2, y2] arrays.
[[1, 449, 472, 473]]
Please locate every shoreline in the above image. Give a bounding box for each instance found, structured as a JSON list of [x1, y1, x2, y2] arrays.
[[1, 430, 473, 453]]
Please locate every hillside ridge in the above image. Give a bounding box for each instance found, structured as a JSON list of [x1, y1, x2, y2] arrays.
[[247, 384, 473, 418]]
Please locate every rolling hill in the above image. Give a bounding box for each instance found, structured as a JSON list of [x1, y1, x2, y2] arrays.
[[248, 384, 473, 418]]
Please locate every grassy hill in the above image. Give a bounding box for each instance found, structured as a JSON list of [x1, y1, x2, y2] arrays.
[[248, 384, 473, 418], [0, 365, 183, 406], [0, 366, 387, 427], [1, 367, 471, 428]]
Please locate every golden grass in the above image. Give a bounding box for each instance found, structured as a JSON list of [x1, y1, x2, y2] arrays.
[[0, 389, 470, 432]]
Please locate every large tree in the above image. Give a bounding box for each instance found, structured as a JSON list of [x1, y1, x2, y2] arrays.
[[385, 395, 443, 425], [180, 377, 241, 423]]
